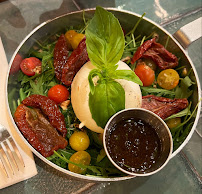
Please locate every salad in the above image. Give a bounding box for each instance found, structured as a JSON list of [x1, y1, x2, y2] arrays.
[[8, 7, 199, 178]]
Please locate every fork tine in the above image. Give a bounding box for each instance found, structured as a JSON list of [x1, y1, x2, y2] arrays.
[[4, 140, 19, 171], [0, 142, 15, 175], [0, 151, 9, 178], [8, 137, 25, 167], [0, 143, 14, 177]]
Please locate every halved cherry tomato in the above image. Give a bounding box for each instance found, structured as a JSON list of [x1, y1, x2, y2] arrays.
[[20, 57, 41, 76], [48, 84, 69, 104], [157, 69, 179, 90], [134, 64, 155, 86]]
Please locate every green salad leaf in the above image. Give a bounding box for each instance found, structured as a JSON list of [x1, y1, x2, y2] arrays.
[[164, 106, 191, 121], [175, 76, 194, 99], [89, 80, 125, 128], [85, 6, 124, 69], [141, 86, 176, 98], [48, 149, 124, 177], [86, 7, 142, 128], [18, 46, 57, 99], [88, 69, 103, 94], [111, 70, 143, 85]]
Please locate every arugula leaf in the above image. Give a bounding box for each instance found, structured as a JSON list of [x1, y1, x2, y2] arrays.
[[126, 13, 146, 36], [31, 50, 50, 59], [42, 53, 54, 71], [89, 80, 125, 128], [29, 75, 45, 95], [49, 149, 123, 177], [53, 150, 118, 176], [96, 149, 106, 163], [18, 46, 57, 98], [85, 6, 124, 69], [19, 88, 27, 102], [175, 76, 194, 99], [164, 107, 191, 121], [141, 86, 175, 98], [171, 101, 199, 134]]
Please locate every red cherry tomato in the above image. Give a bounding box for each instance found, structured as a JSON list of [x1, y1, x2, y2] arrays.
[[48, 85, 69, 104], [134, 64, 155, 86], [20, 57, 41, 76]]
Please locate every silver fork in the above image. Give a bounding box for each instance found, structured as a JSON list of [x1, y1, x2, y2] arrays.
[[0, 124, 25, 178]]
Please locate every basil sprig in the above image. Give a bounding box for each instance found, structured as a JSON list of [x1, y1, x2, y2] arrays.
[[86, 6, 142, 128]]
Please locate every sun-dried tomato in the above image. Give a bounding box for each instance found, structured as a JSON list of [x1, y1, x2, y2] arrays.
[[131, 38, 178, 69], [131, 38, 156, 63], [14, 104, 67, 157], [142, 95, 188, 120], [61, 37, 89, 86], [54, 34, 71, 80], [14, 104, 45, 154], [22, 94, 67, 137]]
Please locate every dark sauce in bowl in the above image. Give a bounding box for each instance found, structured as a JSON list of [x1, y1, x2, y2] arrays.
[[106, 118, 162, 174]]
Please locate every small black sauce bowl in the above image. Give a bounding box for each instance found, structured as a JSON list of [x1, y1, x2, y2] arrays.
[[103, 108, 173, 176]]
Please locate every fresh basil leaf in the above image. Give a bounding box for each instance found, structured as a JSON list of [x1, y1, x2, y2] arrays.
[[89, 80, 125, 128], [111, 70, 143, 86], [85, 6, 124, 69], [88, 69, 103, 94]]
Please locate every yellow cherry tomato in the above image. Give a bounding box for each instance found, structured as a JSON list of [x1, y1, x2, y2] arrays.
[[157, 69, 179, 90], [71, 33, 85, 49], [166, 118, 181, 129], [68, 151, 91, 174], [69, 131, 90, 151], [65, 30, 78, 45]]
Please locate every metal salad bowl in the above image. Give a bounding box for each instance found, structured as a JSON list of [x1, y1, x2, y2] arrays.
[[6, 8, 201, 181]]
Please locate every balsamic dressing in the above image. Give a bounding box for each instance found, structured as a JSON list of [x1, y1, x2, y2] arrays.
[[106, 118, 162, 173]]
